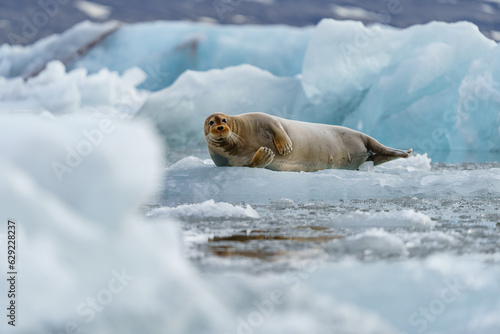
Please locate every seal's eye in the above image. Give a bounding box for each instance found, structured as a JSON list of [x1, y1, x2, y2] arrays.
[[209, 120, 215, 126], [222, 119, 227, 123]]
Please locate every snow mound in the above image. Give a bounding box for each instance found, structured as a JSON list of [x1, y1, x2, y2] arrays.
[[148, 200, 260, 219]]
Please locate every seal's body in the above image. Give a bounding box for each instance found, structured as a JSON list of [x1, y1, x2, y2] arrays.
[[204, 112, 411, 171]]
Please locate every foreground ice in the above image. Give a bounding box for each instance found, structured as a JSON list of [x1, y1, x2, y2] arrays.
[[1, 111, 499, 333]]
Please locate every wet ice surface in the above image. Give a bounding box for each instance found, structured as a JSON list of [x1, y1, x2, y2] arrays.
[[149, 158, 500, 274]]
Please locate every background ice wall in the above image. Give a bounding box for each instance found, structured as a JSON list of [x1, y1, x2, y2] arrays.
[[1, 19, 499, 159], [69, 21, 313, 90], [137, 19, 500, 158], [0, 20, 312, 89]]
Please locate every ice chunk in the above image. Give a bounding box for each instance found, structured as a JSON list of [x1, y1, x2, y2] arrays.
[[358, 161, 374, 172], [456, 43, 500, 151], [0, 61, 147, 115], [329, 20, 498, 152], [134, 19, 499, 158], [70, 21, 313, 89], [332, 210, 435, 229], [137, 65, 302, 147], [343, 228, 408, 257], [380, 153, 432, 171], [161, 157, 500, 204], [0, 114, 235, 333], [303, 254, 500, 333], [148, 200, 260, 219], [0, 111, 404, 334], [0, 20, 120, 78], [403, 231, 459, 250], [74, 1, 112, 20], [0, 114, 163, 226]]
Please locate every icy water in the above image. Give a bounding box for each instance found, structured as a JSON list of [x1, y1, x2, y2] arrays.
[[148, 158, 500, 274], [140, 157, 500, 333]]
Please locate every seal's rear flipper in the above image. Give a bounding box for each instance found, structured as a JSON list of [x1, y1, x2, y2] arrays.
[[365, 136, 412, 166], [368, 149, 412, 166]]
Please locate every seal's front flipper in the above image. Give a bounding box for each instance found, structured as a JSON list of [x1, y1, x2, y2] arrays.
[[248, 147, 275, 168], [270, 121, 293, 155]]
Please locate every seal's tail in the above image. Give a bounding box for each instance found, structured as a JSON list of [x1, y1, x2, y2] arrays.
[[365, 136, 412, 166]]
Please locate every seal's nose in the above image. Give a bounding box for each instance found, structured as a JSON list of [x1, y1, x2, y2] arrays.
[[217, 126, 224, 131]]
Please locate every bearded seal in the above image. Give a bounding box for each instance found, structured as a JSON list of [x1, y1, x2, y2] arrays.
[[204, 112, 412, 171]]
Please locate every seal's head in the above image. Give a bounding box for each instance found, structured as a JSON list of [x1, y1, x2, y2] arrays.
[[204, 113, 241, 147]]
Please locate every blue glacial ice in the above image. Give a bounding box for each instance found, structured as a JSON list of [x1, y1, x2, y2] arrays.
[[0, 21, 120, 79], [0, 20, 312, 87], [70, 21, 313, 89], [2, 19, 499, 157], [135, 19, 500, 158]]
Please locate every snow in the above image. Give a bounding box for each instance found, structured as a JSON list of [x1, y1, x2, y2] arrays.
[[148, 200, 260, 219]]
